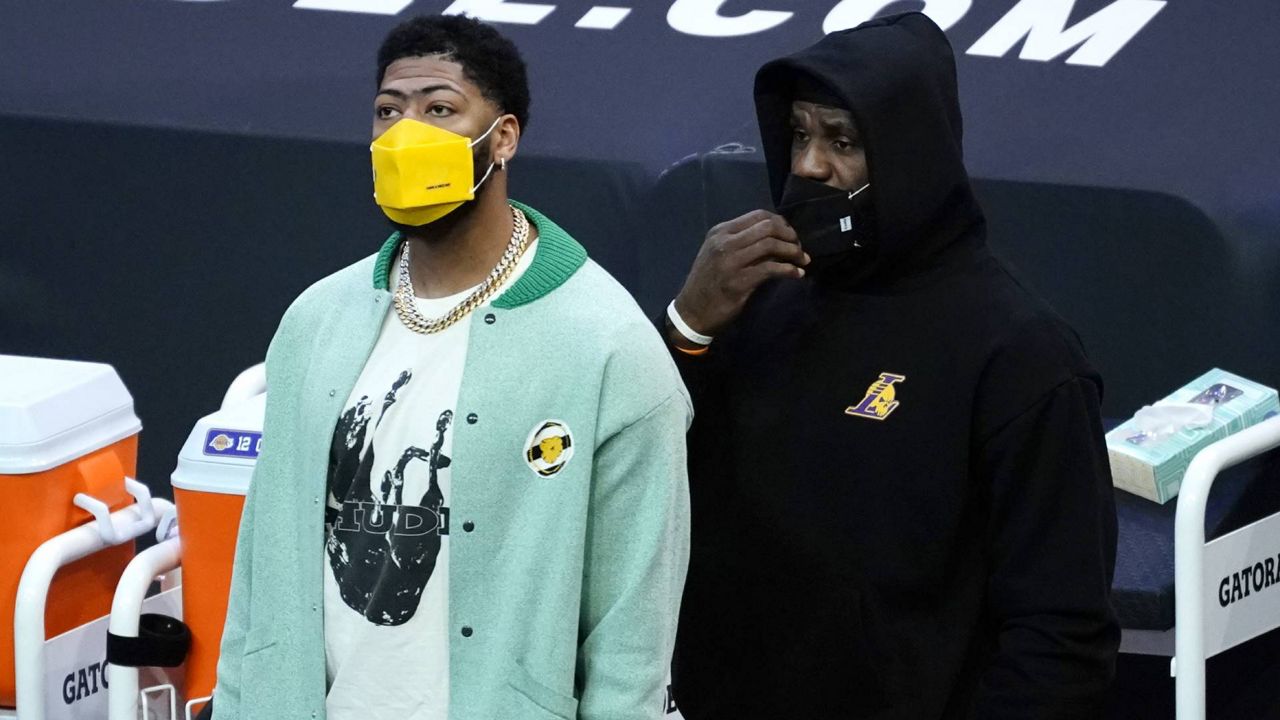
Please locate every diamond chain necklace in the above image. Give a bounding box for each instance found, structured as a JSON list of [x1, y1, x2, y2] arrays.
[[392, 205, 531, 334]]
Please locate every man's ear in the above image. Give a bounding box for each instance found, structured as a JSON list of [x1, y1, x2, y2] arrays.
[[492, 114, 521, 167]]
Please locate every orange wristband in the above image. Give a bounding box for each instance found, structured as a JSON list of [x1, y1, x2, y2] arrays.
[[675, 343, 710, 357]]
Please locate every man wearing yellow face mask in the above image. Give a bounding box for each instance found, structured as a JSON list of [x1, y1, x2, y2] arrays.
[[210, 15, 692, 720]]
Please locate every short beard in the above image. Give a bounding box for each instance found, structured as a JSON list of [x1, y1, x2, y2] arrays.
[[386, 140, 495, 241]]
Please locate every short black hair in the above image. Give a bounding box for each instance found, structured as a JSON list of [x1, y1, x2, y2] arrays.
[[377, 15, 531, 132]]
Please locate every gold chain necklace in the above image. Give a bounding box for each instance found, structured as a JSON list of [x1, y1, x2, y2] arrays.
[[392, 206, 531, 334]]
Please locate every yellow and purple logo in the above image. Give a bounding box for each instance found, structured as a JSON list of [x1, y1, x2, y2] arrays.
[[845, 373, 906, 421], [204, 428, 263, 458]]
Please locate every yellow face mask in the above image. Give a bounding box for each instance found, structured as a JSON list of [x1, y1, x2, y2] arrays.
[[370, 116, 501, 226]]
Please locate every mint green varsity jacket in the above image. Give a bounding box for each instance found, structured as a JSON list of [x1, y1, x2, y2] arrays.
[[211, 202, 692, 720]]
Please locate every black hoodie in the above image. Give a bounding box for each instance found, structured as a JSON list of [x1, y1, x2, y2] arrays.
[[669, 13, 1119, 720]]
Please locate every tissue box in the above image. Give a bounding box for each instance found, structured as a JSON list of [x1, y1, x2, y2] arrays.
[[1107, 369, 1280, 504]]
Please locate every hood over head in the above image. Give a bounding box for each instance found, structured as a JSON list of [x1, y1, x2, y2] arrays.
[[754, 12, 985, 290]]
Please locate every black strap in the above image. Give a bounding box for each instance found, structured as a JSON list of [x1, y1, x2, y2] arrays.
[[106, 613, 191, 668]]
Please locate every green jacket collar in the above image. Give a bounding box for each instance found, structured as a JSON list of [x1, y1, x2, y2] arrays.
[[371, 200, 588, 309]]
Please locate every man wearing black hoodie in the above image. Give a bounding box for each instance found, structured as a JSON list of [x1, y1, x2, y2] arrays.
[[664, 12, 1119, 720]]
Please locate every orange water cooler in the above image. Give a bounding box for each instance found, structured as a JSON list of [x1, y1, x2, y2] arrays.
[[0, 354, 155, 719], [168, 390, 264, 706]]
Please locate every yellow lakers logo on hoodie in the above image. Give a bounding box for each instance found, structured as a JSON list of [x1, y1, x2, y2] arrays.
[[845, 373, 906, 421]]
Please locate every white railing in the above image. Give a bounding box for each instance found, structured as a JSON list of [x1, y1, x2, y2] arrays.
[[13, 484, 171, 720], [1173, 416, 1280, 719], [106, 536, 183, 720]]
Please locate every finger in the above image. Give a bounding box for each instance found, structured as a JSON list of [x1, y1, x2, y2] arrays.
[[716, 209, 778, 235], [735, 236, 808, 267], [727, 217, 795, 250], [741, 261, 806, 291], [765, 213, 799, 244]]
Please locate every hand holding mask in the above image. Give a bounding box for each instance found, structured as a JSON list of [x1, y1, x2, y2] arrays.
[[669, 209, 809, 345], [776, 174, 873, 274]]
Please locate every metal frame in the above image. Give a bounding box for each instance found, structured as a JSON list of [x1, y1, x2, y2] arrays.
[[100, 364, 263, 720], [1173, 416, 1280, 719], [13, 488, 170, 720], [107, 537, 182, 720], [141, 683, 178, 720], [185, 695, 213, 720]]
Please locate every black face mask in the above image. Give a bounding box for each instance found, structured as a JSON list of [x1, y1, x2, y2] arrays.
[[776, 174, 874, 274]]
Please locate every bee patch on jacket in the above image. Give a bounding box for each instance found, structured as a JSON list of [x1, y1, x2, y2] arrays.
[[524, 420, 574, 477]]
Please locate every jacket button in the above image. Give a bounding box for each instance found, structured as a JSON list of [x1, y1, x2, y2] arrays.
[[466, 413, 478, 424], [461, 626, 474, 637], [463, 521, 475, 533], [328, 389, 336, 397], [484, 313, 496, 325]]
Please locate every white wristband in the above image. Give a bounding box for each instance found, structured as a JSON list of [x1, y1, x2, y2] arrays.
[[667, 300, 714, 346]]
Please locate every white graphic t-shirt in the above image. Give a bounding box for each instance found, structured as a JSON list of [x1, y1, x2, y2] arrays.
[[323, 239, 537, 720]]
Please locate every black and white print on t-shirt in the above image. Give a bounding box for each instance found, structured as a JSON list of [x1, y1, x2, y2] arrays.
[[325, 369, 451, 626]]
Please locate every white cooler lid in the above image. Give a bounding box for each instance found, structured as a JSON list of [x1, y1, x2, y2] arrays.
[[0, 355, 142, 474], [170, 392, 266, 496]]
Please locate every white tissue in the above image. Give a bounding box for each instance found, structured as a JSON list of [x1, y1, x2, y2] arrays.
[[1131, 402, 1215, 440]]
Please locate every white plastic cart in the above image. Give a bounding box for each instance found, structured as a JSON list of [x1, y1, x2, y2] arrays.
[[107, 364, 266, 720], [1170, 415, 1280, 718]]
